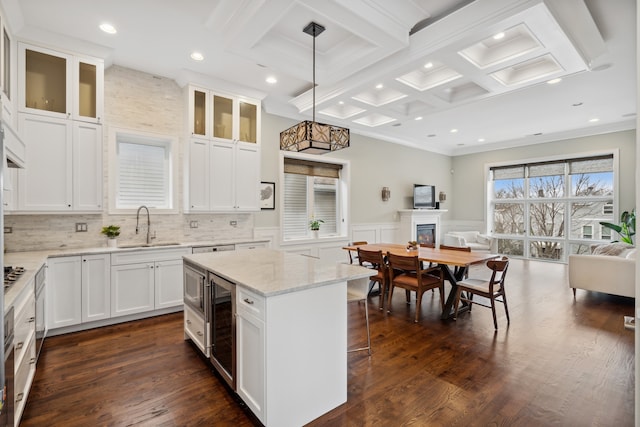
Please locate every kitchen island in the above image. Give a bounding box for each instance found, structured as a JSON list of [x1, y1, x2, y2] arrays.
[[183, 248, 371, 427]]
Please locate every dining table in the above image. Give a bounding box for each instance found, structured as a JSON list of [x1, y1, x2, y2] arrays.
[[342, 243, 500, 320]]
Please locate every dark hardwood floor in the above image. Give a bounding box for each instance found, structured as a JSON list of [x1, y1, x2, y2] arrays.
[[21, 259, 634, 426]]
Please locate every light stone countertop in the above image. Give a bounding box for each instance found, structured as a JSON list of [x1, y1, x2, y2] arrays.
[[184, 248, 372, 297], [3, 238, 271, 311]]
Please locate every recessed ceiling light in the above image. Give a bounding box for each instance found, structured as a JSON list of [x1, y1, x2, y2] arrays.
[[478, 138, 485, 142], [547, 78, 562, 85], [415, 116, 423, 121], [375, 83, 384, 89], [493, 32, 505, 40], [266, 76, 277, 84], [190, 52, 204, 61], [589, 117, 600, 123], [99, 23, 117, 34], [424, 62, 433, 69], [339, 101, 344, 105], [450, 128, 458, 133]]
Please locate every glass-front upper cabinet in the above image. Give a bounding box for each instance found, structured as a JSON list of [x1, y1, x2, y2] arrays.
[[187, 85, 260, 144], [18, 42, 103, 123]]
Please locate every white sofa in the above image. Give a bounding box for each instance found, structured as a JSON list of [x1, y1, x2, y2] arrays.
[[568, 243, 636, 298], [443, 231, 496, 252]]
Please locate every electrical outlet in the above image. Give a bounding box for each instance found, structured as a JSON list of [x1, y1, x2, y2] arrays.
[[3, 227, 12, 234], [190, 221, 198, 229], [76, 223, 88, 232], [230, 220, 237, 226]]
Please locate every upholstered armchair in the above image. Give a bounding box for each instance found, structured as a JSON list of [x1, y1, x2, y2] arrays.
[[443, 231, 496, 252]]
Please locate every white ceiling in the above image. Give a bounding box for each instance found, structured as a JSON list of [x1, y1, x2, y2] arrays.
[[5, 0, 636, 156]]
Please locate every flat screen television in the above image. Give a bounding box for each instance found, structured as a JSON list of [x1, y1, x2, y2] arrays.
[[413, 184, 436, 209]]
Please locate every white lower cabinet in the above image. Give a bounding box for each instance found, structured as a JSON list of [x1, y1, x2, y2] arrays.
[[236, 286, 266, 422], [81, 254, 111, 322], [48, 256, 82, 328], [111, 248, 190, 317], [48, 254, 110, 329], [13, 278, 36, 427]]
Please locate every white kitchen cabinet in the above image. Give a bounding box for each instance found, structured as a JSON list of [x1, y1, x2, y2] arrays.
[[186, 139, 260, 212], [154, 258, 185, 309], [235, 242, 269, 250], [47, 256, 82, 328], [18, 42, 104, 123], [13, 278, 36, 427], [111, 247, 190, 317], [81, 254, 111, 323], [236, 287, 266, 421], [110, 262, 155, 317], [16, 113, 102, 212], [48, 254, 111, 329], [187, 85, 260, 145]]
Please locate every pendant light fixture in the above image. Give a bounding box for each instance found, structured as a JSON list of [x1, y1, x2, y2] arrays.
[[280, 22, 350, 154]]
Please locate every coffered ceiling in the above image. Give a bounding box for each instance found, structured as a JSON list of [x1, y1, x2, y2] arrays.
[[5, 0, 636, 155]]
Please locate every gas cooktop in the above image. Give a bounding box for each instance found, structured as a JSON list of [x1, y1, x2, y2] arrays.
[[4, 266, 25, 290]]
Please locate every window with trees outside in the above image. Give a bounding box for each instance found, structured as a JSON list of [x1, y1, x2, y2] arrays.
[[282, 156, 348, 241], [489, 154, 615, 262]]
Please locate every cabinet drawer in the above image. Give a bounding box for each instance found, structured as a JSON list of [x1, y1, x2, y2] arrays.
[[15, 335, 36, 406], [184, 305, 208, 356], [14, 290, 36, 363], [237, 286, 264, 320], [235, 242, 268, 250], [111, 247, 190, 265]]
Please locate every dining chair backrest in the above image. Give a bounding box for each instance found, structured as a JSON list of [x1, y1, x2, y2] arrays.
[[386, 252, 421, 276], [349, 241, 369, 264], [439, 244, 471, 252], [486, 256, 509, 290], [357, 248, 385, 271]]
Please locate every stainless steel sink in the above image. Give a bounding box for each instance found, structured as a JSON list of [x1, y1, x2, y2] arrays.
[[118, 242, 182, 249]]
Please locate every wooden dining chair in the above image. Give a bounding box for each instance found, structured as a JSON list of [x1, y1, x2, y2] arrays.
[[348, 241, 368, 264], [453, 256, 510, 330], [439, 244, 472, 279], [357, 248, 389, 310], [386, 252, 444, 323]]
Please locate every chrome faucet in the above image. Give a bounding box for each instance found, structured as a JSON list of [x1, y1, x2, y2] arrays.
[[135, 205, 155, 244]]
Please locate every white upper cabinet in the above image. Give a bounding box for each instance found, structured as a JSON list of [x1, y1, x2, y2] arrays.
[[18, 42, 104, 124], [187, 85, 260, 144]]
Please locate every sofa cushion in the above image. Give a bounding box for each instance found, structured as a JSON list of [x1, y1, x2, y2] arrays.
[[592, 242, 634, 256]]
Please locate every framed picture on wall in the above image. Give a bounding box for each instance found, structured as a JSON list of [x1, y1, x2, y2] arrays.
[[260, 181, 275, 210]]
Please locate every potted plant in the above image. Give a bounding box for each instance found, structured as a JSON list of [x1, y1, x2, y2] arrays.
[[101, 225, 121, 248], [309, 218, 324, 238], [600, 209, 636, 245]]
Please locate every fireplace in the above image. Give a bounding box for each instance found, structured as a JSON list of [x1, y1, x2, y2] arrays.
[[416, 224, 436, 246]]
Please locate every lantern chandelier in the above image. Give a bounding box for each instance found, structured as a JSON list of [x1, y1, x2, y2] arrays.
[[280, 22, 350, 154]]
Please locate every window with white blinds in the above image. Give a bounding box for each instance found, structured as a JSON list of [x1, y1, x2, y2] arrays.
[[116, 134, 172, 209], [282, 156, 345, 240]]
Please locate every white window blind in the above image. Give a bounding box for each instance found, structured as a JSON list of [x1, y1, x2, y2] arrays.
[[117, 139, 170, 209], [313, 178, 337, 235], [283, 173, 308, 239]]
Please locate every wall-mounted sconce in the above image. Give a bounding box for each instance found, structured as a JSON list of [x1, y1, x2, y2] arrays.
[[439, 191, 447, 203], [381, 187, 391, 201]]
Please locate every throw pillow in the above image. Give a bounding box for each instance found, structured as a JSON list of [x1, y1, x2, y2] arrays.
[[477, 234, 491, 245], [592, 242, 634, 256]]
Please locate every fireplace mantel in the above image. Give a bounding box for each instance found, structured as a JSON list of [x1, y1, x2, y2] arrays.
[[398, 210, 448, 247]]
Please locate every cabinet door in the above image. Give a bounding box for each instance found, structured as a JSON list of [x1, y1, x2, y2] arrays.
[[154, 259, 184, 309], [210, 140, 235, 210], [236, 311, 266, 423], [18, 114, 73, 211], [234, 143, 260, 211], [236, 99, 259, 144], [187, 139, 210, 211], [81, 254, 110, 323], [73, 56, 104, 123], [212, 93, 234, 142], [73, 121, 103, 211], [188, 86, 210, 139], [18, 43, 72, 119], [47, 256, 82, 328], [111, 263, 155, 317]]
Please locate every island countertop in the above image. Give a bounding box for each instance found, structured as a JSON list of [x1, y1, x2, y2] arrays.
[[183, 248, 372, 297]]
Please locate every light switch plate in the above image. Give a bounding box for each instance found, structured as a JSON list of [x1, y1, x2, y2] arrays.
[[190, 221, 198, 228], [3, 227, 11, 233], [76, 223, 88, 232]]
